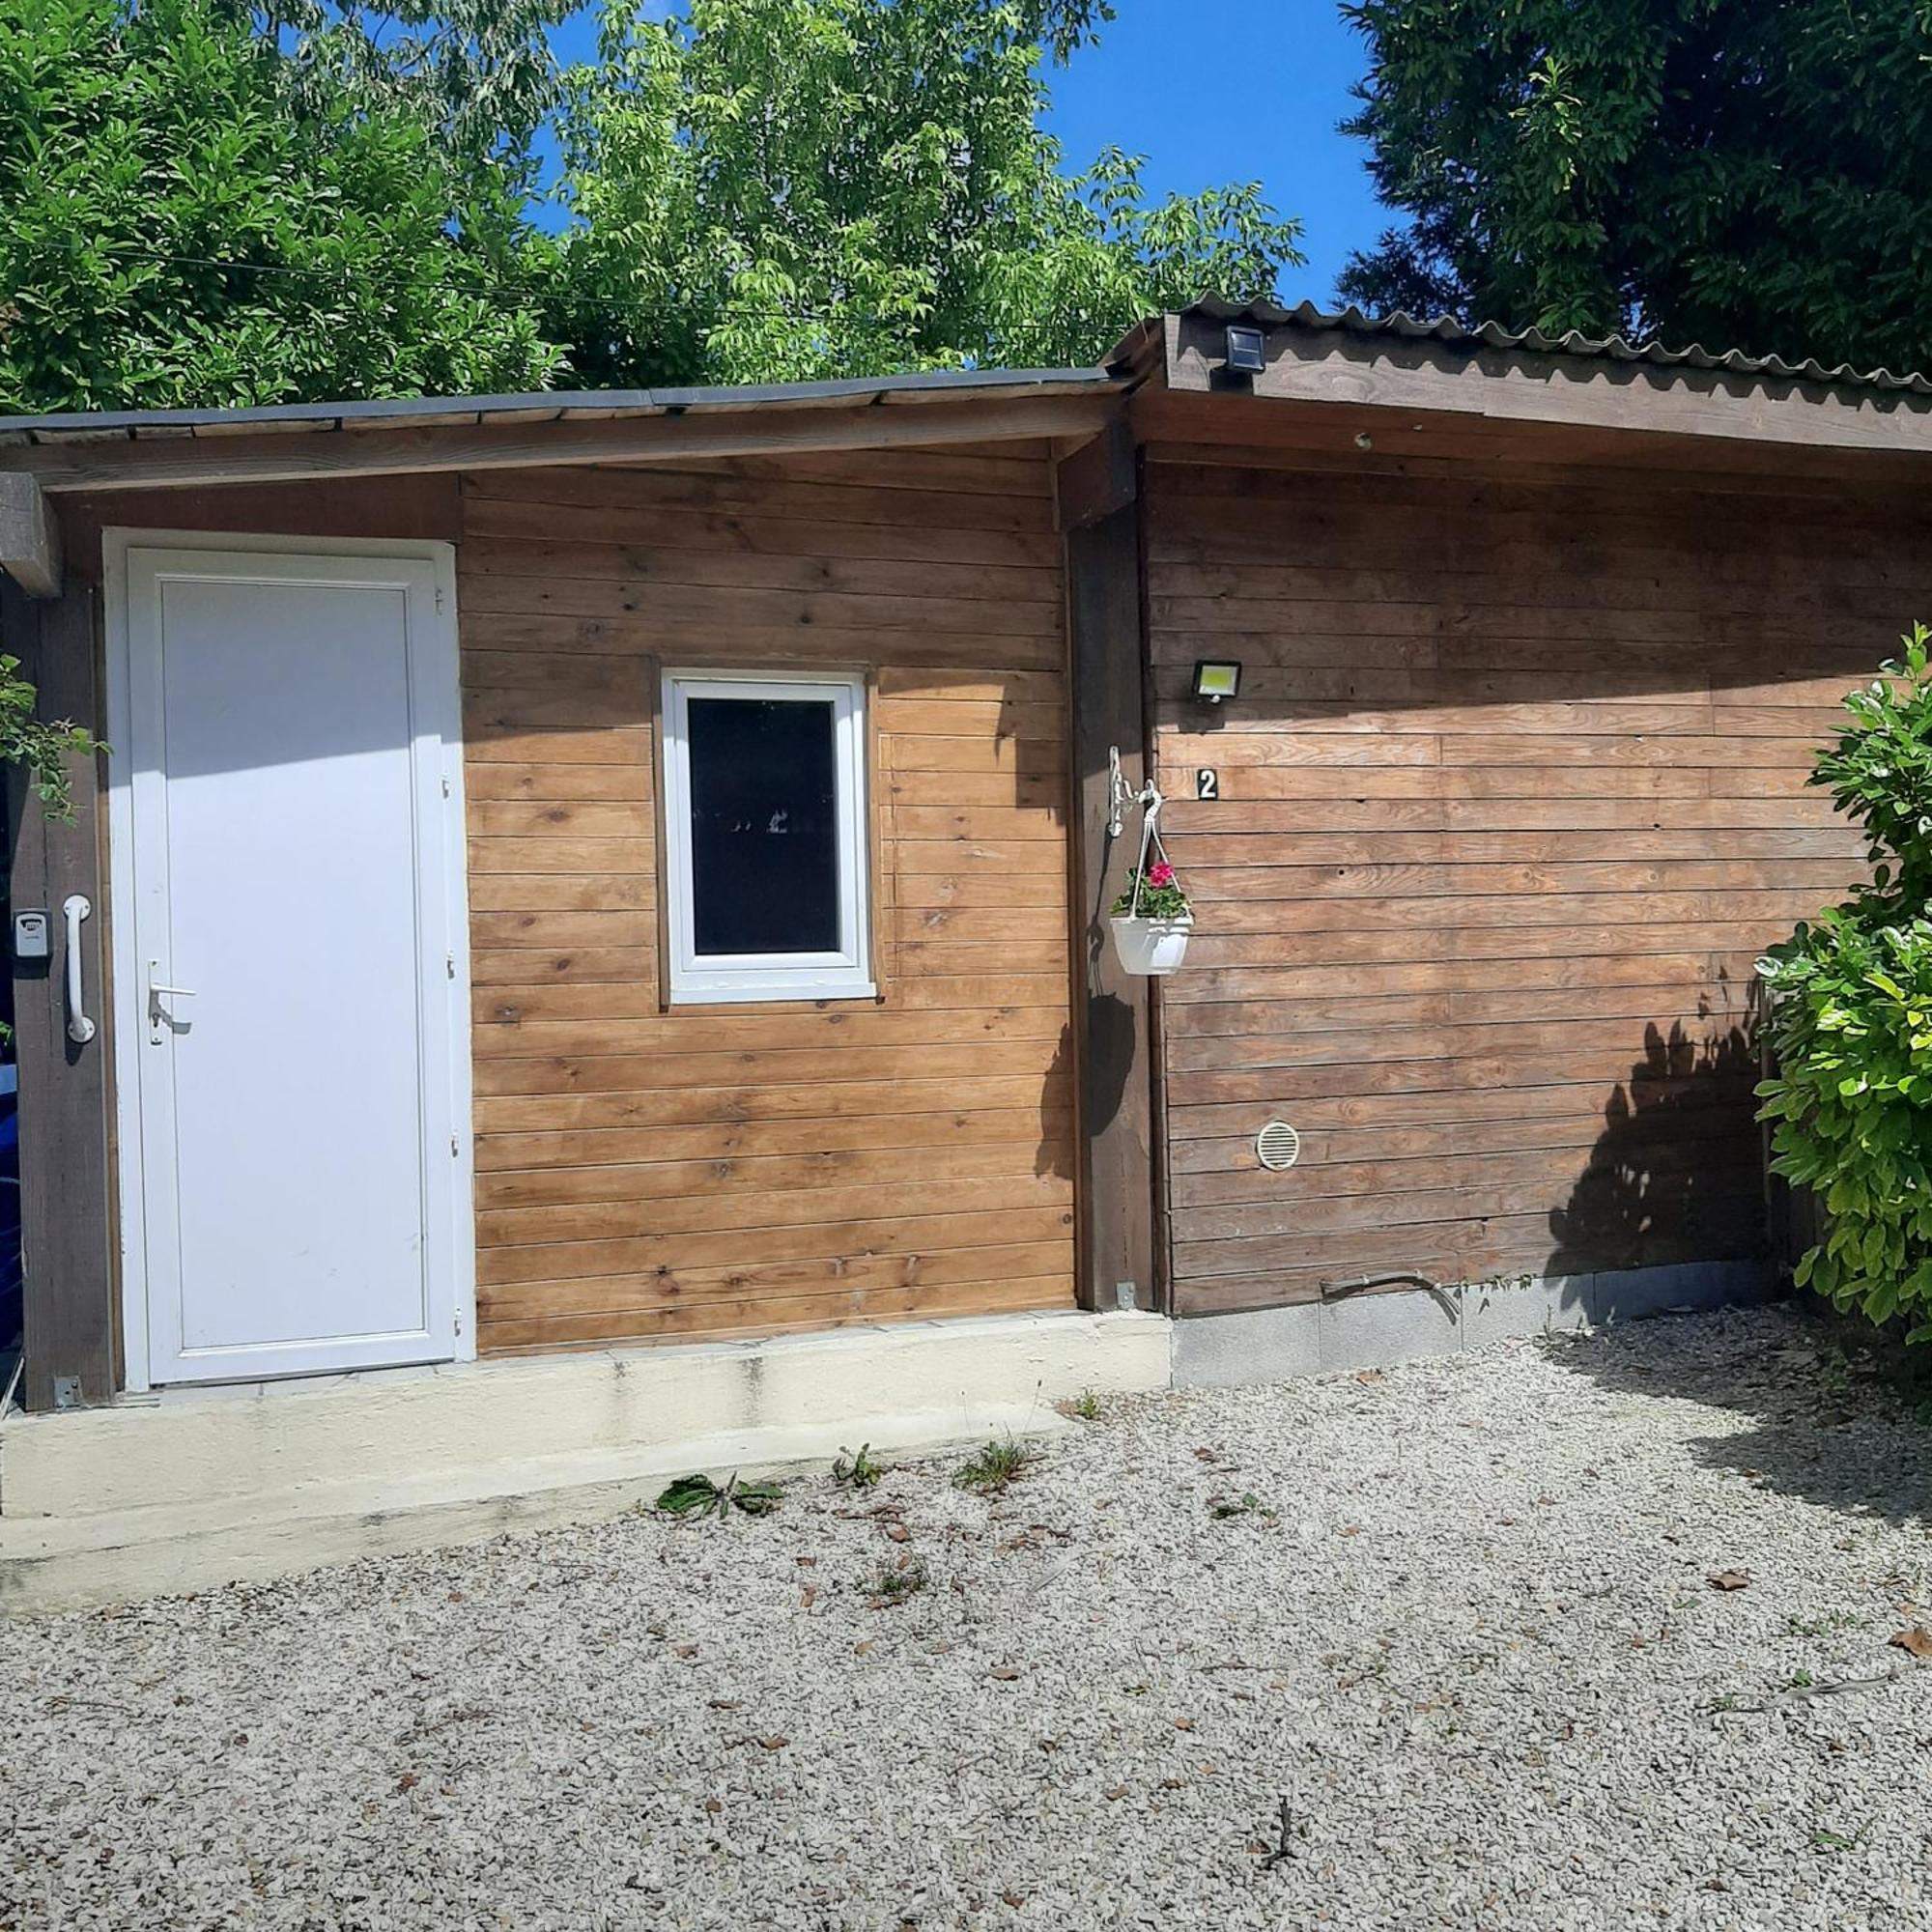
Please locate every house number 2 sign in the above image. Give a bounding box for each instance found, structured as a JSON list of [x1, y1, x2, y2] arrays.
[[1196, 769, 1219, 801]]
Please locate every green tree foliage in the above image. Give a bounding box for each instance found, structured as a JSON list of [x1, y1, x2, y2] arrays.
[[0, 655, 95, 820], [1339, 1, 1932, 373], [546, 0, 1303, 386], [258, 0, 577, 164], [1759, 627, 1932, 1341], [2, 0, 1295, 411], [0, 0, 564, 412]]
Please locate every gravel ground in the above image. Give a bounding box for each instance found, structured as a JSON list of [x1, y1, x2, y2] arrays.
[[5, 1306, 1932, 1932]]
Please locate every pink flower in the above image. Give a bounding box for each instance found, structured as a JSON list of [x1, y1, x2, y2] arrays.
[[1148, 862, 1176, 888]]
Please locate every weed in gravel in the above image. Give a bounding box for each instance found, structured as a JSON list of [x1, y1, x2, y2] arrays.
[[1810, 1825, 1863, 1855], [863, 1553, 929, 1606], [1208, 1492, 1268, 1520], [1815, 1342, 1857, 1410], [954, 1437, 1036, 1495], [832, 1444, 886, 1490], [655, 1473, 785, 1520], [1255, 1797, 1306, 1871], [1058, 1389, 1102, 1422], [1787, 1610, 1863, 1637], [1333, 1647, 1390, 1690]]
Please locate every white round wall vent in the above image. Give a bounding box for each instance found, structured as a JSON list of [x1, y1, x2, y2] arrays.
[[1255, 1120, 1302, 1173]]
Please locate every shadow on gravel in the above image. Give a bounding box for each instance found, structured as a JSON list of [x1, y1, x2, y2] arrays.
[[1544, 1310, 1932, 1534]]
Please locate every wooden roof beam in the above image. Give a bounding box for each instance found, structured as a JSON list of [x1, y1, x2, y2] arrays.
[[9, 391, 1124, 496], [1054, 414, 1137, 530], [0, 473, 61, 596]]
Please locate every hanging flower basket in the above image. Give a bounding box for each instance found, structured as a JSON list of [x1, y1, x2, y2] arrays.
[[1110, 910, 1194, 975], [1110, 859, 1193, 976]]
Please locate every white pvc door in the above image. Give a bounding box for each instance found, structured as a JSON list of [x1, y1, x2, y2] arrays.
[[114, 545, 469, 1384]]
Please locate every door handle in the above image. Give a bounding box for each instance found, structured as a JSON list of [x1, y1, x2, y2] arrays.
[[62, 896, 95, 1051], [147, 959, 196, 1044], [63, 895, 95, 1046]]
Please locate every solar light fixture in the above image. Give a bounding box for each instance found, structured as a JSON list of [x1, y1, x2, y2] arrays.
[[1192, 659, 1242, 705], [1225, 325, 1266, 375]]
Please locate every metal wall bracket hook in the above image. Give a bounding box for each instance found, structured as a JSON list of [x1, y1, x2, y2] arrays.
[[1107, 745, 1163, 839]]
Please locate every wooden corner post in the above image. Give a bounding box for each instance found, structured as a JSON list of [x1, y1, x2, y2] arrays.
[[1060, 422, 1159, 1314], [2, 541, 117, 1412]]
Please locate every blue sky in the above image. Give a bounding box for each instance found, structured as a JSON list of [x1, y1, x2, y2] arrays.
[[1043, 2, 1390, 306], [541, 4, 1392, 306]]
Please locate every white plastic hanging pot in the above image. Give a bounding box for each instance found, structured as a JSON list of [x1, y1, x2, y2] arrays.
[[1106, 755, 1193, 974], [1110, 913, 1193, 976]]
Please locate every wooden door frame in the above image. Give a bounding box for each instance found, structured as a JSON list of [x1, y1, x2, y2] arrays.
[[101, 529, 474, 1391], [3, 568, 117, 1412]]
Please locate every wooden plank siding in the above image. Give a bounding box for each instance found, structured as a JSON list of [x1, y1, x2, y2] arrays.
[[2, 574, 117, 1411], [457, 447, 1078, 1352], [1143, 453, 1923, 1317]]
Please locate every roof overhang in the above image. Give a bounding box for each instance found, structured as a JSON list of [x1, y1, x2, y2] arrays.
[[1130, 299, 1932, 481], [0, 366, 1126, 499]]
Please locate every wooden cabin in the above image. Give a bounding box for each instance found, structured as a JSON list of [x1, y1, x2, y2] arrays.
[[1, 302, 1925, 1604]]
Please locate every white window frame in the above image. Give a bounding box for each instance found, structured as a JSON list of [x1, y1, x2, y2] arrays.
[[662, 668, 873, 1005]]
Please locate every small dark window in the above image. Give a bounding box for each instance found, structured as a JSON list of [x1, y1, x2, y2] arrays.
[[686, 696, 838, 955], [664, 671, 872, 1004]]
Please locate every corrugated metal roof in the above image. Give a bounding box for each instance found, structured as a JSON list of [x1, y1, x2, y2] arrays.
[[8, 298, 1925, 445], [1178, 296, 1932, 399], [0, 363, 1119, 445], [8, 294, 1922, 462]]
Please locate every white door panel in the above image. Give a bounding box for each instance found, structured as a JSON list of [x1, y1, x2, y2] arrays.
[[113, 545, 469, 1384]]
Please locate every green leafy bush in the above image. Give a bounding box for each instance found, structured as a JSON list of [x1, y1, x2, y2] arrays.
[[1758, 625, 1932, 1340]]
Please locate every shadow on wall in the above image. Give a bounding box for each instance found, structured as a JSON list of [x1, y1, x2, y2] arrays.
[[1037, 1021, 1079, 1182], [1544, 1004, 1769, 1311]]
